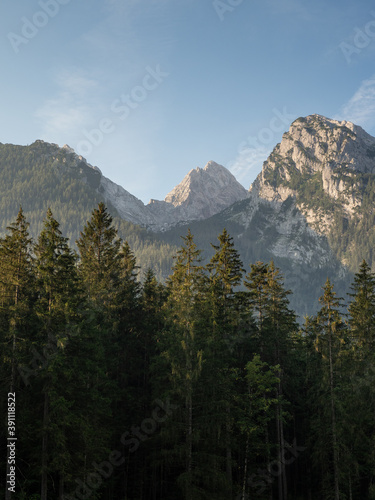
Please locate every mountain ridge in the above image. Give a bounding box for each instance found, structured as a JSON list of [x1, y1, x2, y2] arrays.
[[35, 143, 249, 231], [2, 113, 375, 315]]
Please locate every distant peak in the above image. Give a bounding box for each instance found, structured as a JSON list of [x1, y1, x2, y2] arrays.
[[62, 144, 75, 154], [203, 160, 229, 172]]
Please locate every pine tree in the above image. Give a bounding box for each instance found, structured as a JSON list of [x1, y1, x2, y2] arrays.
[[346, 261, 375, 498], [0, 207, 35, 500], [244, 261, 270, 350], [161, 230, 206, 500], [109, 241, 144, 498], [237, 355, 281, 500], [205, 228, 245, 495], [348, 259, 375, 350], [34, 208, 81, 500], [0, 207, 34, 391], [311, 279, 347, 500], [244, 261, 298, 500], [76, 202, 121, 310]]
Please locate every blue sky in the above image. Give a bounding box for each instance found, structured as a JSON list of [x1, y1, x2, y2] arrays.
[[2, 0, 375, 203]]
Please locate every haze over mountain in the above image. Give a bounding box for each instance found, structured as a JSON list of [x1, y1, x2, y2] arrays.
[[159, 114, 375, 315], [1, 113, 375, 315], [99, 159, 248, 231]]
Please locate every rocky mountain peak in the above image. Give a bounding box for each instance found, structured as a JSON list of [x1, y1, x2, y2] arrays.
[[164, 160, 247, 208], [250, 114, 375, 222], [35, 142, 247, 231]]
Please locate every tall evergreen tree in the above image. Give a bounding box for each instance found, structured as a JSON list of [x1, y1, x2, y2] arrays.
[[76, 202, 121, 310], [244, 261, 298, 500], [348, 259, 375, 350], [205, 228, 246, 495], [236, 355, 281, 500], [0, 207, 35, 500], [346, 261, 375, 498], [0, 207, 34, 392], [308, 279, 347, 500], [34, 208, 82, 500], [160, 230, 206, 500]]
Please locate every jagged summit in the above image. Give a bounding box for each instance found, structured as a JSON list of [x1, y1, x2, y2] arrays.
[[144, 161, 248, 230], [163, 160, 247, 211], [251, 114, 375, 212], [17, 140, 248, 231]]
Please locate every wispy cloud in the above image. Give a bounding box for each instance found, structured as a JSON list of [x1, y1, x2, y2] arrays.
[[228, 146, 271, 190], [335, 75, 375, 130], [34, 71, 99, 141], [265, 0, 314, 21]]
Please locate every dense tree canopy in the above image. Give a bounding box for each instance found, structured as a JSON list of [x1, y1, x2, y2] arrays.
[[0, 206, 374, 500]]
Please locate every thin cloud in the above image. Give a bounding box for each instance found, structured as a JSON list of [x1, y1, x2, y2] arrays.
[[228, 146, 271, 190], [265, 0, 314, 21], [34, 71, 99, 141], [336, 75, 375, 130]]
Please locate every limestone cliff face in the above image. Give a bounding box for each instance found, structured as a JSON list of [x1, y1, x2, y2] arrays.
[[146, 161, 248, 230], [97, 159, 248, 231], [237, 114, 375, 274], [251, 114, 375, 217], [246, 114, 375, 248], [53, 147, 248, 231]]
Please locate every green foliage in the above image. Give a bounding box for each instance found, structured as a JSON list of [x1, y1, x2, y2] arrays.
[[1, 207, 375, 500], [0, 141, 178, 283]]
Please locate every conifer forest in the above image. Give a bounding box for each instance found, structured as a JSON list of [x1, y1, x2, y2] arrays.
[[1, 202, 375, 500]]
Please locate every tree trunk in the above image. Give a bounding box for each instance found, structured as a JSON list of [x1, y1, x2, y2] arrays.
[[328, 318, 340, 500], [280, 408, 287, 500], [265, 424, 272, 500], [6, 297, 17, 500], [277, 377, 287, 500], [241, 437, 250, 500], [276, 403, 284, 500], [41, 391, 49, 500], [59, 473, 64, 500], [226, 405, 233, 495], [186, 390, 193, 500]]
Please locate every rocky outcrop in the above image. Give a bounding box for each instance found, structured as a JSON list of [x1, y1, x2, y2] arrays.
[[48, 144, 249, 231], [251, 114, 375, 218], [145, 161, 248, 230]]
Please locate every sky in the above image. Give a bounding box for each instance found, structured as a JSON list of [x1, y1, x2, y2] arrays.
[[1, 0, 375, 203]]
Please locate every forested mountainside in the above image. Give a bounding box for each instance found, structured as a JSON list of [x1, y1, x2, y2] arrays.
[[252, 114, 375, 273], [1, 113, 375, 317], [1, 203, 375, 500], [0, 141, 177, 280], [160, 115, 375, 316]]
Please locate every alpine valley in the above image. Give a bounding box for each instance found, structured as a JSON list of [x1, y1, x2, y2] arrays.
[[1, 113, 375, 317]]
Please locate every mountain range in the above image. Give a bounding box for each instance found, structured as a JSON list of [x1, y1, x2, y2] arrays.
[[1, 113, 375, 316], [53, 147, 249, 231]]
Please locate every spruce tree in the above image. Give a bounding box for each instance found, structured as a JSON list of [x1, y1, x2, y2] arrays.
[[0, 207, 35, 500], [309, 279, 347, 500], [76, 202, 121, 310], [34, 208, 81, 500], [348, 259, 375, 350], [346, 261, 375, 498], [244, 261, 297, 500], [205, 228, 245, 495], [161, 230, 206, 500], [0, 207, 34, 392]]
